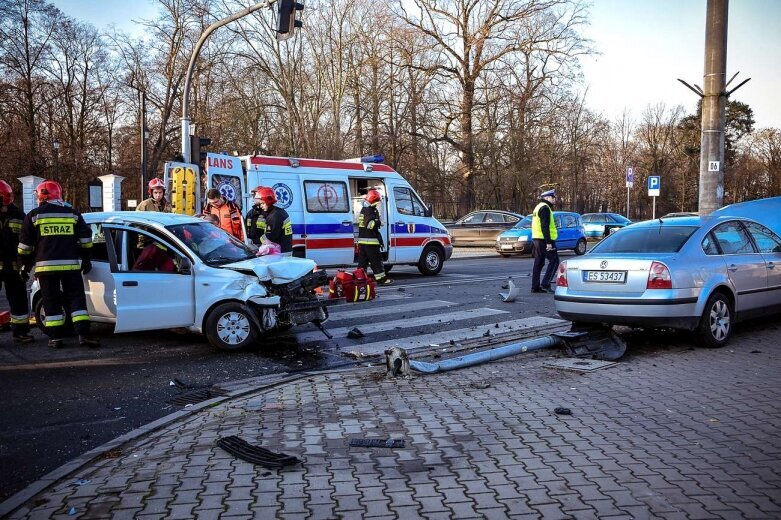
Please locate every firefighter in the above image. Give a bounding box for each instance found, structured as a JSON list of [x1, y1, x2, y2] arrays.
[[255, 187, 293, 255], [202, 189, 245, 241], [136, 178, 171, 212], [17, 180, 99, 348], [531, 188, 559, 293], [357, 189, 392, 285], [245, 187, 268, 246], [0, 180, 33, 343]]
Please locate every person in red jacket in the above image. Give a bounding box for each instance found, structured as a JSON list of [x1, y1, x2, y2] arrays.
[[0, 180, 33, 343], [202, 189, 244, 241]]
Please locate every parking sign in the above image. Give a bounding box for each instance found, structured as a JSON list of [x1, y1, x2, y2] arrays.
[[648, 176, 660, 197], [626, 167, 634, 188]]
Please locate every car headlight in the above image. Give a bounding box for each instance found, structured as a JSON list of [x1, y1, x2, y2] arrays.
[[517, 236, 528, 242]]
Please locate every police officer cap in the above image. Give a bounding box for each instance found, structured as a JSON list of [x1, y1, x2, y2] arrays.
[[541, 189, 556, 198]]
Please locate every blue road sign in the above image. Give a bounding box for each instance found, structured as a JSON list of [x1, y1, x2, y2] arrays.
[[626, 167, 634, 187], [648, 175, 660, 196]]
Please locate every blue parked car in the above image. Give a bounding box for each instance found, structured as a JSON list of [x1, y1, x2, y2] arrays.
[[581, 212, 632, 238], [495, 211, 588, 256]]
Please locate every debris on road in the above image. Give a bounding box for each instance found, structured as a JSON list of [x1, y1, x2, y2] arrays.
[[216, 436, 299, 468], [346, 327, 365, 339], [385, 347, 410, 377], [469, 381, 491, 389], [349, 438, 405, 448], [554, 407, 572, 415], [341, 351, 367, 360], [499, 278, 521, 302]]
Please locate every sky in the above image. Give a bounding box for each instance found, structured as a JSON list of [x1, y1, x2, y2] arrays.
[[51, 0, 781, 130]]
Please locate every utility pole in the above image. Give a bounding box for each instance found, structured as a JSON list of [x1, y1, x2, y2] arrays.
[[140, 89, 148, 196], [698, 0, 728, 215], [181, 1, 277, 163]]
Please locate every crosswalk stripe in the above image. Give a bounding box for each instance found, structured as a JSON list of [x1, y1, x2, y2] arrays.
[[292, 307, 509, 343], [336, 316, 568, 355], [328, 300, 456, 320]]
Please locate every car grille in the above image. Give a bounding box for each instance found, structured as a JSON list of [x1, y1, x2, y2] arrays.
[[498, 237, 518, 243]]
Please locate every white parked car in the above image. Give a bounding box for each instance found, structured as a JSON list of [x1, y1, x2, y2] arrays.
[[30, 212, 329, 350]]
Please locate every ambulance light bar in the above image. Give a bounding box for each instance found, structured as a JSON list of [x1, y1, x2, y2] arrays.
[[345, 154, 385, 164]]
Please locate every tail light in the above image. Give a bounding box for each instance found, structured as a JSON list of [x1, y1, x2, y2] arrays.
[[556, 261, 568, 287], [647, 261, 672, 289]]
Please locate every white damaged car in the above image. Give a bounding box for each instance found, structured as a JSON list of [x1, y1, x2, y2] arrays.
[[29, 212, 330, 350]]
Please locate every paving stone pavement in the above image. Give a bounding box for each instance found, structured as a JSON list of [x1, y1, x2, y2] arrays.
[[4, 324, 781, 519]]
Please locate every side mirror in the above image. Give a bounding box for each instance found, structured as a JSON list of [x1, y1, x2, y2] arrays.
[[424, 205, 433, 218], [179, 257, 192, 275]]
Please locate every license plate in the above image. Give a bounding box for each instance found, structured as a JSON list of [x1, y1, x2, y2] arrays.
[[501, 244, 513, 250], [583, 270, 626, 283]]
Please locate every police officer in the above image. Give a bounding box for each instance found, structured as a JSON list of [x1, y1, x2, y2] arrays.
[[357, 189, 392, 285], [136, 178, 171, 212], [531, 188, 559, 293], [17, 181, 99, 348], [0, 180, 33, 343], [245, 187, 267, 246], [255, 187, 293, 255]]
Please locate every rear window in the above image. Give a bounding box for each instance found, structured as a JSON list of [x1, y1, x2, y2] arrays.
[[590, 226, 698, 253]]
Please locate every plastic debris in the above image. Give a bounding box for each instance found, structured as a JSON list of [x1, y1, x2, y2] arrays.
[[341, 351, 366, 360], [470, 381, 491, 389], [499, 278, 521, 302], [68, 507, 77, 515], [349, 438, 405, 448], [73, 478, 90, 487], [554, 407, 572, 415], [217, 436, 299, 468], [346, 327, 365, 339]]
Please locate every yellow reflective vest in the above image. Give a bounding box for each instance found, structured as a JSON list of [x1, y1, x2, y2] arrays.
[[532, 202, 557, 241]]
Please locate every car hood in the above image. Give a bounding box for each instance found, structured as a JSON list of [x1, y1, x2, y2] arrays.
[[498, 229, 531, 238], [221, 255, 317, 284]]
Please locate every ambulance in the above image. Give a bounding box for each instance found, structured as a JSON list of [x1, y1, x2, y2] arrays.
[[194, 153, 453, 275]]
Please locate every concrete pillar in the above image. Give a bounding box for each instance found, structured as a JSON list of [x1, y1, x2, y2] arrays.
[[98, 174, 125, 211], [17, 175, 45, 213]]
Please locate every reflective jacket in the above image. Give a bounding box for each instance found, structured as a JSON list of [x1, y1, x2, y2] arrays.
[[0, 203, 25, 271], [357, 203, 382, 246], [263, 206, 293, 253], [17, 201, 92, 274], [532, 200, 557, 243], [245, 204, 267, 245], [203, 200, 245, 241]]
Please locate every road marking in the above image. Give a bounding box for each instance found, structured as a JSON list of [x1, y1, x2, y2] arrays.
[[292, 307, 509, 343], [328, 300, 457, 320], [384, 274, 512, 290], [0, 357, 148, 371], [336, 316, 568, 355]]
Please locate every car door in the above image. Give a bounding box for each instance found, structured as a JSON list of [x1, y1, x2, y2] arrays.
[[111, 227, 196, 332], [480, 212, 509, 242], [451, 211, 485, 244], [300, 177, 355, 266], [389, 183, 431, 263], [743, 221, 781, 307], [556, 214, 578, 249], [83, 223, 119, 320], [711, 220, 767, 313]]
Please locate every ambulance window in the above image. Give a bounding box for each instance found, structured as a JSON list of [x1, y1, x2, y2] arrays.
[[304, 181, 350, 213], [394, 187, 426, 217]]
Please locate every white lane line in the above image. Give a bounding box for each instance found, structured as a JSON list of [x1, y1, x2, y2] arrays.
[[384, 274, 512, 290], [328, 300, 456, 320], [336, 316, 568, 355], [292, 307, 509, 343]]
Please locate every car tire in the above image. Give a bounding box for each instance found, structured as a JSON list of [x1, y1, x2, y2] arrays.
[[574, 238, 587, 255], [33, 297, 74, 336], [696, 292, 732, 348], [205, 302, 258, 351], [418, 245, 444, 276]]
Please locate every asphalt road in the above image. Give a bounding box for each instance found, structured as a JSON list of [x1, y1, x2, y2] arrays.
[[2, 247, 778, 502]]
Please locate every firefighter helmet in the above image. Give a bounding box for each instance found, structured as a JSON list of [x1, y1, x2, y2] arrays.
[[36, 180, 62, 202], [0, 180, 13, 205], [148, 178, 166, 195], [365, 189, 381, 204], [257, 186, 276, 205]]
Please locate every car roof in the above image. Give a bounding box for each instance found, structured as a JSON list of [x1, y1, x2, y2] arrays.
[[84, 211, 204, 226], [629, 215, 751, 228]]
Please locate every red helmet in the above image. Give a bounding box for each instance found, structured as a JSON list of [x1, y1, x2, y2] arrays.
[[0, 180, 13, 205], [36, 180, 62, 202], [365, 189, 381, 204], [256, 186, 276, 205], [148, 178, 166, 195]]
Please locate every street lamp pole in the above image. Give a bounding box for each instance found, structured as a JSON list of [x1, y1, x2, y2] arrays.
[[141, 89, 148, 197], [181, 0, 275, 163], [53, 139, 60, 181]]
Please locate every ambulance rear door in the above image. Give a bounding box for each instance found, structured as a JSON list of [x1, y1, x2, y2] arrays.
[[300, 176, 355, 266]]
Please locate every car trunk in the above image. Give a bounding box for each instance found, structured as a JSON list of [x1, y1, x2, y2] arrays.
[[565, 254, 676, 294]]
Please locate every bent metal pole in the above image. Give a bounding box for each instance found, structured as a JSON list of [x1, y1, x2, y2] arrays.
[[181, 1, 275, 163]]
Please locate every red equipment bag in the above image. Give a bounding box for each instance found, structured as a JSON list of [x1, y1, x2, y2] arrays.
[[329, 268, 377, 302]]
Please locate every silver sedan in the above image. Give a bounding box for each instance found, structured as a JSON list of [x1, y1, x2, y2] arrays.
[[554, 216, 781, 347]]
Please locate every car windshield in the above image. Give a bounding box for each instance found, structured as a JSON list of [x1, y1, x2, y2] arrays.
[[167, 222, 256, 264], [590, 225, 698, 253], [612, 214, 631, 223], [512, 217, 532, 229]]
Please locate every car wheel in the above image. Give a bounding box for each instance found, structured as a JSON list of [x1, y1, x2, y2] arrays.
[[418, 245, 444, 276], [205, 302, 258, 351], [697, 292, 732, 348], [574, 238, 587, 255], [34, 297, 74, 336]]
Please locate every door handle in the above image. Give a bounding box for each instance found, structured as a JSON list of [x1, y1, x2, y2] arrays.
[[768, 262, 776, 269], [122, 281, 138, 287], [396, 222, 404, 226], [341, 220, 352, 226], [727, 264, 738, 272]]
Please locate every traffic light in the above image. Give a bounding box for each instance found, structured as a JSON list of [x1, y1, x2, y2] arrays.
[[276, 0, 303, 41], [190, 135, 212, 164]]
